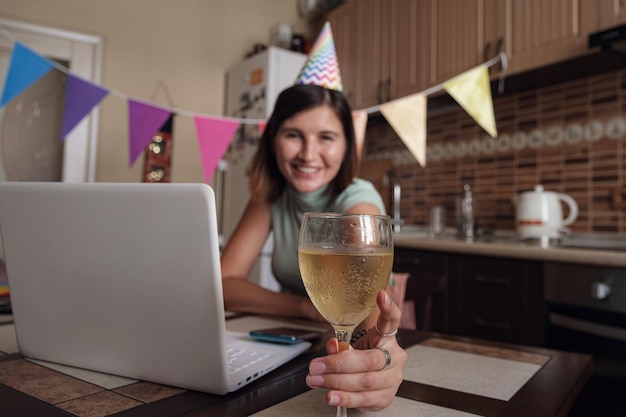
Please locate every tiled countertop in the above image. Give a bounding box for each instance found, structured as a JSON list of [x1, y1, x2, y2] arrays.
[[393, 233, 626, 268]]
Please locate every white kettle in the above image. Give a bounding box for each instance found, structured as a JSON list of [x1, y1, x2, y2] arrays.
[[513, 185, 578, 240]]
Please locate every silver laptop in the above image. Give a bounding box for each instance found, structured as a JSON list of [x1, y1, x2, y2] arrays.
[[0, 182, 310, 394]]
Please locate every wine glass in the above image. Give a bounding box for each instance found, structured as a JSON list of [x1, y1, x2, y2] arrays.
[[298, 213, 394, 417]]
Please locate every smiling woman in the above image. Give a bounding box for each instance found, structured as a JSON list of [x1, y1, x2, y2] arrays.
[[219, 83, 406, 412]]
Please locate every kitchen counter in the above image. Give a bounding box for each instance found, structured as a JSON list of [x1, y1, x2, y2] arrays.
[[393, 232, 626, 268]]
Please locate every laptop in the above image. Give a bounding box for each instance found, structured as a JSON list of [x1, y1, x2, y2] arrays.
[[0, 182, 311, 394]]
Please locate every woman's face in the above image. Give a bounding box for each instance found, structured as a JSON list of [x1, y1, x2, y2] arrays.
[[274, 105, 347, 194]]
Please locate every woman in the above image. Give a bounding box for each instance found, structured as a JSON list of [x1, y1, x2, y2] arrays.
[[221, 84, 406, 411]]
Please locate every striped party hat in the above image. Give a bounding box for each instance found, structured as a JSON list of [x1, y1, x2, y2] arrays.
[[295, 22, 343, 92]]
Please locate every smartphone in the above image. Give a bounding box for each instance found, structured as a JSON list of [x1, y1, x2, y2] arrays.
[[249, 327, 322, 344]]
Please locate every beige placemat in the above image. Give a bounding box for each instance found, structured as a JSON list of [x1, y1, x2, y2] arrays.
[[404, 342, 543, 401], [251, 389, 482, 417], [0, 323, 18, 354]]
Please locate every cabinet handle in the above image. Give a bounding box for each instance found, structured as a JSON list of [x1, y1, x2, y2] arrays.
[[473, 274, 511, 286], [385, 78, 391, 102], [495, 37, 504, 72], [483, 41, 492, 64], [473, 317, 511, 332], [377, 80, 383, 104]]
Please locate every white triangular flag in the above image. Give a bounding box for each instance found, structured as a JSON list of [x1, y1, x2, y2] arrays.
[[380, 93, 427, 167]]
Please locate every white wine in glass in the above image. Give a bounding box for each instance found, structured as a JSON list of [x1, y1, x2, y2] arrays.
[[298, 213, 393, 417]]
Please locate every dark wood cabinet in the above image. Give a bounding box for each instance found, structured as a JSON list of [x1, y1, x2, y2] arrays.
[[393, 248, 448, 333], [448, 254, 546, 346]]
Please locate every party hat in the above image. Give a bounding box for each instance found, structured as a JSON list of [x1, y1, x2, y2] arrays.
[[295, 22, 343, 92]]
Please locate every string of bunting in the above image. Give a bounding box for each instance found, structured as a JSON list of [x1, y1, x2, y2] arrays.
[[0, 22, 506, 182]]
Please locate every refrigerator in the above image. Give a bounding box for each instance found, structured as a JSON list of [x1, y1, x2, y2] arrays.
[[218, 46, 306, 291]]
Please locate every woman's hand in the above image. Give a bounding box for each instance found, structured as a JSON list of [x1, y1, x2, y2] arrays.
[[305, 290, 407, 411]]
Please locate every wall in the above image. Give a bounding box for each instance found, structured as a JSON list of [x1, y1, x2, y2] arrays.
[[0, 0, 316, 183], [364, 69, 626, 234]]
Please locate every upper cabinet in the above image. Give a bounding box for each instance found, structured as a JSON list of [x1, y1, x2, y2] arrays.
[[329, 0, 625, 110], [329, 0, 360, 106], [591, 0, 626, 31], [429, 0, 485, 86], [426, 0, 598, 85], [330, 0, 431, 110], [501, 0, 597, 76]]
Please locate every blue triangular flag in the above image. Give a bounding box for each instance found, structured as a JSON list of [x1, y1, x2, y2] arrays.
[[0, 41, 54, 108], [61, 73, 109, 140]]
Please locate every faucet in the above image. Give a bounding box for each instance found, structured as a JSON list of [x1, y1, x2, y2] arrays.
[[388, 172, 404, 233]]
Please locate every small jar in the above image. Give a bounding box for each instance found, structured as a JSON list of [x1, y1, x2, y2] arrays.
[[456, 184, 475, 239]]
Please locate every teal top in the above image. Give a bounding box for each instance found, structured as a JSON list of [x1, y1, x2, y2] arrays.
[[270, 179, 386, 295]]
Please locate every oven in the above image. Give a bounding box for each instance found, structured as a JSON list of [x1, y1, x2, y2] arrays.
[[543, 262, 626, 416]]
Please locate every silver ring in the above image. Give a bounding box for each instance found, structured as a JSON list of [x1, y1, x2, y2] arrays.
[[376, 347, 392, 371], [375, 323, 398, 337]]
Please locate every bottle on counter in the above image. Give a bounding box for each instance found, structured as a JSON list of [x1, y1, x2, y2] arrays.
[[456, 184, 475, 239]]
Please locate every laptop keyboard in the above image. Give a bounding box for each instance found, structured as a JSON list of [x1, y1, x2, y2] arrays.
[[227, 347, 271, 374]]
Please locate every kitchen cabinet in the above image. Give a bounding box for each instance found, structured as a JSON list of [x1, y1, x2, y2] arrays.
[[448, 254, 546, 346], [328, 0, 359, 105], [429, 0, 485, 85], [329, 0, 608, 106], [502, 0, 598, 76], [329, 0, 431, 109], [393, 248, 448, 333], [429, 0, 598, 83], [590, 0, 626, 32], [394, 0, 432, 100]]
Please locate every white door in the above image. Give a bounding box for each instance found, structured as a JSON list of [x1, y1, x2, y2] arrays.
[[0, 18, 103, 182]]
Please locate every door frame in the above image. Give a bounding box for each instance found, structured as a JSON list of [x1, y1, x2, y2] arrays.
[[0, 17, 103, 182]]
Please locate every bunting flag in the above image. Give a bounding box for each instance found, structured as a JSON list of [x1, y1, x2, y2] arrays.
[[0, 41, 54, 107], [295, 21, 342, 92], [0, 32, 505, 179], [128, 99, 173, 166], [352, 110, 368, 162], [194, 116, 239, 183], [257, 121, 267, 135], [61, 74, 109, 139], [443, 65, 497, 138], [380, 93, 427, 167]]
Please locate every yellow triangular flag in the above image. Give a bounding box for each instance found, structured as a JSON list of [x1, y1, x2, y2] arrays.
[[380, 93, 427, 167], [443, 65, 497, 138]]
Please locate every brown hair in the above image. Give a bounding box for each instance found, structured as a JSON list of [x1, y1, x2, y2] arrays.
[[247, 84, 358, 203]]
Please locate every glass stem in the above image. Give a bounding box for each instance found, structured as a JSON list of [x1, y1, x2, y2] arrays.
[[335, 329, 352, 352], [334, 330, 353, 417]]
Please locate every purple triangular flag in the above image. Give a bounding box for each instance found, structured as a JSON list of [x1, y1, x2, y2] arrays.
[[127, 99, 172, 166], [61, 74, 109, 140], [1, 41, 54, 107]]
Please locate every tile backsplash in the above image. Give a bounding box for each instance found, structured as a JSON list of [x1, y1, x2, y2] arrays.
[[363, 69, 626, 234]]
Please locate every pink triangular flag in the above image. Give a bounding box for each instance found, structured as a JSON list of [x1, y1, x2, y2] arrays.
[[258, 121, 267, 135], [61, 73, 109, 139], [128, 99, 173, 166], [194, 116, 239, 183]]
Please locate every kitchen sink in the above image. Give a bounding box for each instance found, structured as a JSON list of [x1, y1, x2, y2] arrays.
[[393, 225, 519, 241], [559, 233, 626, 251]]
